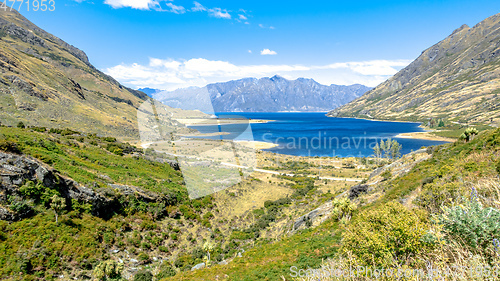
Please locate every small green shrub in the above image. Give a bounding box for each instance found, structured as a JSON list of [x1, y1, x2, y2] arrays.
[[31, 127, 46, 133], [156, 263, 176, 278], [93, 260, 123, 280], [341, 201, 430, 267], [0, 139, 20, 153], [17, 122, 25, 129], [137, 252, 149, 262], [330, 197, 356, 221], [106, 144, 124, 156], [416, 182, 463, 213], [436, 192, 500, 252], [133, 269, 153, 281], [19, 181, 60, 207], [381, 169, 392, 181]]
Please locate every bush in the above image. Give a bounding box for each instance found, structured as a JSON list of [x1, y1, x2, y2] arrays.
[[17, 122, 25, 129], [31, 127, 46, 133], [381, 169, 392, 181], [137, 252, 149, 262], [60, 128, 79, 136], [0, 139, 20, 153], [49, 128, 63, 134], [106, 144, 124, 156], [133, 269, 153, 281], [331, 197, 356, 222], [341, 201, 430, 267], [416, 182, 463, 213], [19, 181, 60, 207], [436, 192, 500, 252], [156, 263, 176, 278], [93, 260, 123, 280]]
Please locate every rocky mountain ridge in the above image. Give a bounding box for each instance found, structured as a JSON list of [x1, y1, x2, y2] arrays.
[[0, 9, 149, 139], [328, 13, 500, 126], [153, 76, 371, 112]]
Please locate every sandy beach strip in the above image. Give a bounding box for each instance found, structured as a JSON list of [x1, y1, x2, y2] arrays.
[[395, 132, 455, 142], [175, 118, 275, 126], [234, 140, 279, 150]]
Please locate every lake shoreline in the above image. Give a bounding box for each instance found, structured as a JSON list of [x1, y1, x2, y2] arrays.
[[330, 116, 455, 142]]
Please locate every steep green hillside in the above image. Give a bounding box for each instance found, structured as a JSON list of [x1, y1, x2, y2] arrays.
[[329, 13, 500, 127]]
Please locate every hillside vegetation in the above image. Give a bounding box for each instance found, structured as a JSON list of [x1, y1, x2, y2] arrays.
[[167, 128, 500, 280], [0, 125, 374, 280]]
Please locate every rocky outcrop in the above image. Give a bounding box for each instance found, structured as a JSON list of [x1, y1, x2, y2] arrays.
[[291, 200, 336, 232], [348, 184, 369, 200], [0, 151, 114, 220]]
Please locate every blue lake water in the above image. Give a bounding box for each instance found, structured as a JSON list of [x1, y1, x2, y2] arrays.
[[188, 112, 449, 158]]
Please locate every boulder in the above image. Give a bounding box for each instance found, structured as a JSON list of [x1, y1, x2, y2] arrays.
[[191, 263, 205, 271]]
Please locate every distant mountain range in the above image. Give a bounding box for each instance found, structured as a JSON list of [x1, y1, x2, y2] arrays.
[[328, 13, 500, 126], [151, 76, 371, 113]]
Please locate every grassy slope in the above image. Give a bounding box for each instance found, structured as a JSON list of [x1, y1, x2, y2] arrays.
[[164, 221, 342, 281]]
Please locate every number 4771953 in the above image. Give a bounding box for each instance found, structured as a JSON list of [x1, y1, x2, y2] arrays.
[[0, 0, 56, 12]]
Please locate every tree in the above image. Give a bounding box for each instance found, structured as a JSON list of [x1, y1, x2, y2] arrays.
[[17, 121, 25, 129], [373, 143, 382, 163], [390, 140, 402, 159], [380, 138, 393, 159], [459, 127, 479, 142], [50, 195, 66, 224], [203, 240, 215, 266], [438, 119, 445, 127]]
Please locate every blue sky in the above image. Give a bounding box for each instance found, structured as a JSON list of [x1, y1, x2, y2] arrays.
[[18, 0, 500, 90]]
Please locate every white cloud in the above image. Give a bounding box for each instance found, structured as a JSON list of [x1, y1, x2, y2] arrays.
[[258, 24, 274, 29], [102, 0, 235, 20], [190, 2, 232, 19], [191, 1, 206, 12], [260, 49, 277, 55], [105, 58, 411, 91], [104, 0, 156, 9], [208, 8, 231, 19], [248, 50, 252, 54], [165, 2, 185, 14], [239, 14, 247, 20]]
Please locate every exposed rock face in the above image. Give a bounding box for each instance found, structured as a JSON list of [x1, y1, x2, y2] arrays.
[[153, 76, 371, 112], [291, 200, 336, 232], [328, 13, 500, 126], [0, 151, 114, 220], [348, 184, 369, 200]]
